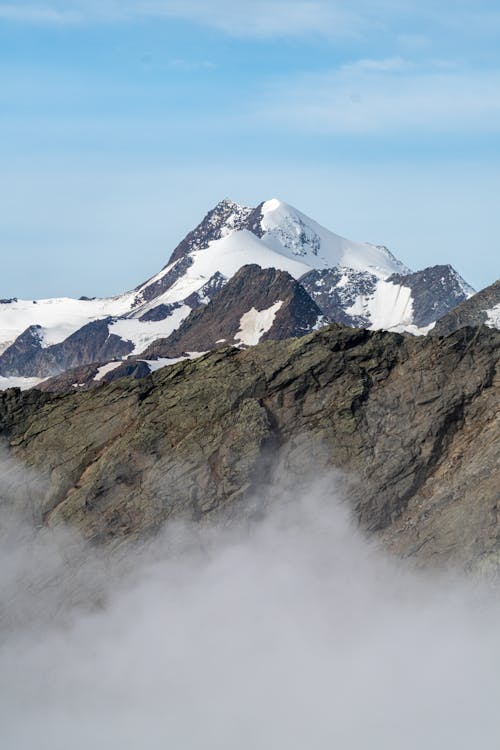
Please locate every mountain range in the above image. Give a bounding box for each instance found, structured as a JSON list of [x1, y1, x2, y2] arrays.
[[0, 197, 499, 574], [1, 197, 497, 392], [2, 323, 499, 572]]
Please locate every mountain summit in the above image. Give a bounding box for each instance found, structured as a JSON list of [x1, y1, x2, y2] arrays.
[[0, 197, 478, 388]]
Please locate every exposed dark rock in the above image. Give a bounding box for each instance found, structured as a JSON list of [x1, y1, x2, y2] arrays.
[[243, 202, 266, 238], [37, 359, 154, 393], [0, 324, 498, 574], [0, 326, 45, 377], [35, 363, 102, 392], [0, 319, 134, 378], [301, 264, 474, 330], [139, 301, 183, 322], [432, 279, 500, 336], [183, 272, 228, 308], [167, 199, 254, 265], [133, 200, 266, 308], [300, 267, 377, 326], [141, 264, 325, 359], [132, 254, 194, 306], [388, 264, 473, 328], [104, 360, 152, 382]]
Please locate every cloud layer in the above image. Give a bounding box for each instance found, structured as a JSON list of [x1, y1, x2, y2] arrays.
[[1, 462, 500, 749]]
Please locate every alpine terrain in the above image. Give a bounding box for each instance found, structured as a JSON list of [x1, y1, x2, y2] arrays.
[[0, 198, 478, 391]]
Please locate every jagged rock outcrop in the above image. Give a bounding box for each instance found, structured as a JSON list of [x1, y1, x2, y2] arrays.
[[300, 267, 378, 326], [300, 263, 473, 330], [0, 319, 134, 379], [36, 359, 153, 392], [432, 279, 500, 336], [387, 264, 473, 327], [142, 264, 325, 359], [0, 198, 479, 384], [0, 324, 498, 574]]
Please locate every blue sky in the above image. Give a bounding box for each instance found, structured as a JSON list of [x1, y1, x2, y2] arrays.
[[1, 0, 499, 297]]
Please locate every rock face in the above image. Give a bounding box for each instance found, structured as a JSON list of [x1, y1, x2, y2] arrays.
[[1, 197, 479, 386], [387, 264, 474, 328], [432, 279, 500, 335], [142, 265, 325, 358], [0, 324, 498, 573], [36, 359, 154, 393], [300, 267, 378, 327], [300, 263, 473, 330], [0, 319, 134, 379]]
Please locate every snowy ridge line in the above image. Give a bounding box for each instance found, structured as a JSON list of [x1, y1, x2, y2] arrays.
[[0, 196, 483, 383]]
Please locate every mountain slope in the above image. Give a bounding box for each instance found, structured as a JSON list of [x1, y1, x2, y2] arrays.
[[1, 323, 498, 573], [301, 263, 474, 333], [141, 264, 325, 359], [0, 197, 476, 382], [432, 279, 500, 336]]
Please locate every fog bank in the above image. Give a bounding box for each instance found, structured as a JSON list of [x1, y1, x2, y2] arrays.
[[0, 469, 499, 749]]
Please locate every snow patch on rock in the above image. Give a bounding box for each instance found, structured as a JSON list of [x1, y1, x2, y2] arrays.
[[486, 303, 500, 329], [0, 375, 43, 391], [235, 301, 284, 346], [109, 306, 191, 356], [94, 362, 123, 382]]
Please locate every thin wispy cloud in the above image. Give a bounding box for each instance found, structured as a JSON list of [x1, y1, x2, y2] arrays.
[[0, 0, 370, 37], [2, 0, 499, 45], [0, 3, 81, 24], [256, 62, 500, 135]]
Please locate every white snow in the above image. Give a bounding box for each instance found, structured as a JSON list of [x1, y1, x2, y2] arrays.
[[389, 321, 436, 336], [161, 230, 311, 306], [235, 301, 284, 346], [108, 305, 191, 355], [486, 303, 500, 329], [260, 199, 410, 278], [0, 197, 433, 363], [346, 279, 413, 331], [141, 352, 207, 372], [0, 375, 43, 391], [451, 269, 476, 299], [132, 259, 179, 301], [368, 280, 414, 330], [0, 293, 136, 354], [129, 200, 411, 317], [94, 361, 123, 381]]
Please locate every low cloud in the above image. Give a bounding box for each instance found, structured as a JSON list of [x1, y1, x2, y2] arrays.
[[1, 454, 500, 749]]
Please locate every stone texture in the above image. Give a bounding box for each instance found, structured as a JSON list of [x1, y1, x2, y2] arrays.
[[0, 319, 133, 379], [432, 279, 500, 335], [141, 264, 324, 358], [0, 324, 498, 574], [388, 264, 473, 328]]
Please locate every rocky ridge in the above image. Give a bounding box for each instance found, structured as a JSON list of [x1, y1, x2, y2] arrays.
[[0, 323, 498, 574], [141, 264, 325, 359], [0, 198, 478, 384], [432, 278, 500, 336]]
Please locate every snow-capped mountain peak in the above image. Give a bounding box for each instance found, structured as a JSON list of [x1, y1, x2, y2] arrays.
[[257, 198, 411, 278], [0, 196, 481, 388]]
